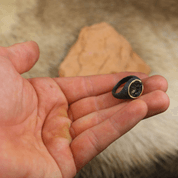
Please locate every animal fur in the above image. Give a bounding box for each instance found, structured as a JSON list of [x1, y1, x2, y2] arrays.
[[0, 0, 178, 177]]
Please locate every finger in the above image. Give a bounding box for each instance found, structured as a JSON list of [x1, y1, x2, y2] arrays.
[[71, 99, 148, 171], [0, 41, 40, 74], [53, 72, 148, 104], [70, 90, 170, 138], [143, 90, 170, 118], [69, 75, 168, 120]]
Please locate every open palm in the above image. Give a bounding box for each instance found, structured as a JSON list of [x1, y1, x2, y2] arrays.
[[0, 42, 169, 178]]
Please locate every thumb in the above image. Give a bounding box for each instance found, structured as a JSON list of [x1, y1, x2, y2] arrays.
[[4, 41, 40, 74]]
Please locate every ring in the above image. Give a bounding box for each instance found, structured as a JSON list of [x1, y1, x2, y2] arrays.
[[112, 75, 144, 99]]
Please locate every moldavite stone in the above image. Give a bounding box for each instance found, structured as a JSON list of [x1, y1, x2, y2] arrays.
[[59, 22, 151, 77]]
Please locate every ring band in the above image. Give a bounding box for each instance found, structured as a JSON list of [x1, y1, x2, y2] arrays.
[[112, 75, 144, 99]]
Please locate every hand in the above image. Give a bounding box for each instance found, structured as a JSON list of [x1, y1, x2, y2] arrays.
[[0, 41, 169, 178]]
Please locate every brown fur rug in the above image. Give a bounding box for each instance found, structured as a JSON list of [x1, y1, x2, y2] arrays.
[[0, 0, 178, 177]]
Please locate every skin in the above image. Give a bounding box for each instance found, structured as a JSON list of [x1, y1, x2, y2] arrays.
[[0, 41, 169, 178]]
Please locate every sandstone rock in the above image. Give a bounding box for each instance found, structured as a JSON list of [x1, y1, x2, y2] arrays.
[[59, 22, 151, 77]]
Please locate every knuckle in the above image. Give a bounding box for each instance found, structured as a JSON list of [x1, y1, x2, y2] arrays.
[[88, 129, 103, 153]]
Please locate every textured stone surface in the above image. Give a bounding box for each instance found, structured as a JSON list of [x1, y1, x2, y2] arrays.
[[59, 22, 151, 77]]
